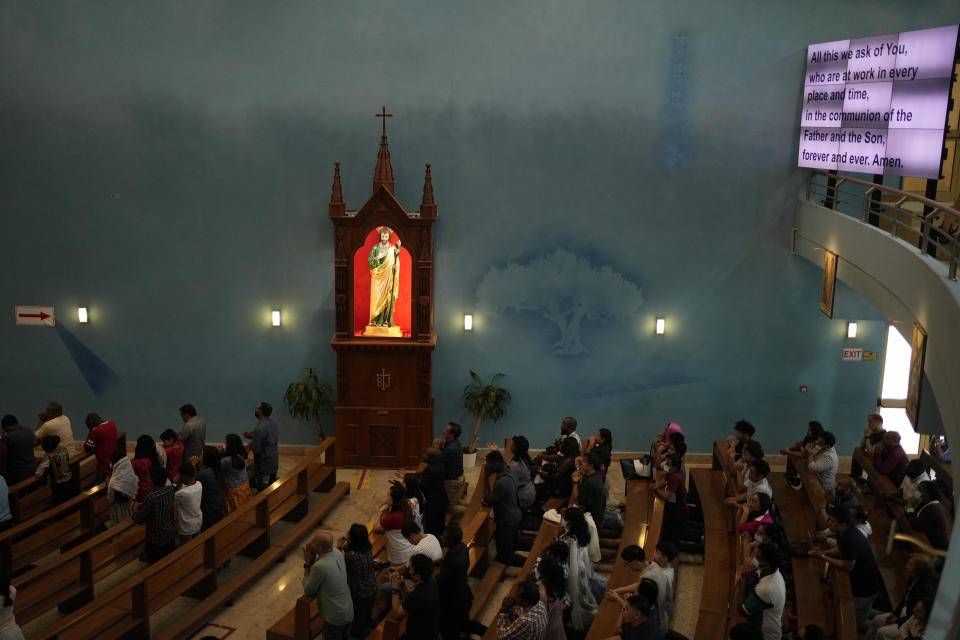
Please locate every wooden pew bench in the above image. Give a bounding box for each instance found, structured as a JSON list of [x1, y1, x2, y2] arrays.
[[32, 438, 346, 640], [689, 466, 733, 640], [584, 478, 656, 640]]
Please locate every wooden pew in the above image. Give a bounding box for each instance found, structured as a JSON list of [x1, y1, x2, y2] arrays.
[[33, 438, 347, 640], [780, 461, 858, 639], [269, 458, 495, 640], [688, 465, 733, 640], [584, 478, 655, 640], [852, 448, 928, 605], [8, 431, 126, 523]]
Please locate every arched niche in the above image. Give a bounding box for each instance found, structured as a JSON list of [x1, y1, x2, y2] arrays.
[[353, 226, 412, 336]]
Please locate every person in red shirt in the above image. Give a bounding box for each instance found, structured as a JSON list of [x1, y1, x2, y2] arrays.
[[873, 431, 909, 487], [159, 429, 184, 483], [84, 413, 118, 483]]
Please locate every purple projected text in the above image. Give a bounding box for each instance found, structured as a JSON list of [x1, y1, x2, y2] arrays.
[[797, 25, 958, 179]]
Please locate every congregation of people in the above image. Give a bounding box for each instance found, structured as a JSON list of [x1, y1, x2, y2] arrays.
[[0, 403, 953, 640], [0, 400, 281, 639], [300, 414, 951, 640]]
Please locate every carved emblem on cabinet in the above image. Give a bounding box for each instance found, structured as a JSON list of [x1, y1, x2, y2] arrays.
[[376, 368, 391, 391]]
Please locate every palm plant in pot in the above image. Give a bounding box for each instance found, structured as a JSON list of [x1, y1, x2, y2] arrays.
[[462, 370, 511, 467], [283, 367, 334, 439]]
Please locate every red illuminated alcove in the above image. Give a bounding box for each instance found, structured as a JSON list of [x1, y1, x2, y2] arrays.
[[353, 227, 412, 336]]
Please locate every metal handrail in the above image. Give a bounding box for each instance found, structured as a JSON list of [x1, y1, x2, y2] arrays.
[[803, 171, 960, 280]]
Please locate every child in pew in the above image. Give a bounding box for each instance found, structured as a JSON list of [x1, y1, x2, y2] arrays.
[[159, 429, 184, 484], [34, 435, 77, 505], [174, 462, 202, 546]]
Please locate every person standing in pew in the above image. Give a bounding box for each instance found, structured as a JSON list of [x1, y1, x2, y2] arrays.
[[574, 452, 605, 529], [220, 434, 252, 514], [484, 450, 526, 567], [488, 436, 537, 513], [905, 481, 950, 550], [302, 530, 354, 640], [195, 445, 224, 531], [35, 436, 77, 505], [437, 525, 477, 640], [419, 447, 449, 537], [612, 545, 671, 638], [174, 462, 202, 546], [805, 431, 838, 495], [809, 505, 882, 632], [177, 404, 207, 463], [341, 523, 377, 640], [654, 453, 688, 544], [874, 431, 909, 488], [132, 435, 162, 503], [133, 464, 176, 563], [34, 401, 76, 452], [434, 422, 465, 515], [83, 413, 118, 483], [107, 450, 138, 526], [1, 416, 36, 486], [389, 554, 439, 640], [244, 401, 279, 492]]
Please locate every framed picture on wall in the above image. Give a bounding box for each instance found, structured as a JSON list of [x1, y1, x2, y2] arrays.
[[819, 250, 837, 318], [905, 322, 927, 429]]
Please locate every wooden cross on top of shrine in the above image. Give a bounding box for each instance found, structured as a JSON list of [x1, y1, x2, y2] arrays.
[[376, 106, 392, 137]]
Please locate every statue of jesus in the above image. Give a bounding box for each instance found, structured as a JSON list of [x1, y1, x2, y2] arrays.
[[367, 226, 401, 328]]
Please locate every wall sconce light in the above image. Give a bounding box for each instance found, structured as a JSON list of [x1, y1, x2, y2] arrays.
[[655, 317, 665, 335], [272, 310, 281, 327], [78, 307, 88, 324], [847, 321, 858, 338], [464, 314, 473, 331]]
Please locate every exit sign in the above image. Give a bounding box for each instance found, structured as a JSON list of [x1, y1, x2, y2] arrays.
[[842, 348, 863, 361]]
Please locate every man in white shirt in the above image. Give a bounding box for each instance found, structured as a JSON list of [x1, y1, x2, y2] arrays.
[[174, 463, 203, 545], [899, 460, 930, 503], [402, 521, 443, 564], [653, 541, 678, 594], [749, 543, 785, 640], [612, 544, 671, 638], [35, 401, 76, 451]]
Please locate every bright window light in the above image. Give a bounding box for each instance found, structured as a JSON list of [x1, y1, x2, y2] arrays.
[[271, 310, 281, 327], [464, 314, 473, 331], [847, 322, 857, 338], [880, 325, 911, 400], [78, 307, 88, 323], [655, 317, 665, 335]]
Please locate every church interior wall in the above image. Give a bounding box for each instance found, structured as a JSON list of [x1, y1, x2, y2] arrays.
[[1, 2, 957, 456]]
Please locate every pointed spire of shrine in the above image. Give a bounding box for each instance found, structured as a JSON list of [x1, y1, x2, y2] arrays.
[[329, 161, 345, 217], [419, 163, 437, 219], [373, 106, 395, 194]]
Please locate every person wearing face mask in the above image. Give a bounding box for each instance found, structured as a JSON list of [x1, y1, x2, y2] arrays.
[[739, 542, 785, 640], [805, 431, 839, 495], [654, 453, 688, 543]]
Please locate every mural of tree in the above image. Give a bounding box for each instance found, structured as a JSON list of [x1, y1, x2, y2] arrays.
[[476, 249, 644, 355]]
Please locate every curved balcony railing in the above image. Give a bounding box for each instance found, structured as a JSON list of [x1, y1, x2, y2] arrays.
[[804, 171, 960, 280]]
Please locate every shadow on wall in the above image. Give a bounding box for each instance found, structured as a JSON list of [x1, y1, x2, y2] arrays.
[[56, 325, 119, 396], [476, 248, 644, 355]]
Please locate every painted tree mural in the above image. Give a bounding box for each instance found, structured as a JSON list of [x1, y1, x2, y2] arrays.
[[476, 249, 644, 355]]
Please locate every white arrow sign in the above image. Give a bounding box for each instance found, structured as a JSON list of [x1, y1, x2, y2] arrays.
[[15, 306, 55, 326]]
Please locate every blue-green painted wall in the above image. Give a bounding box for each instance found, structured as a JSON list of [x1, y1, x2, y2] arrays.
[[1, 2, 956, 454]]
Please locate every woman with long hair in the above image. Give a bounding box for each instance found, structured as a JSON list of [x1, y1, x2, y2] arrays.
[[561, 507, 599, 631], [132, 434, 161, 502], [0, 571, 25, 639], [220, 434, 251, 514], [737, 492, 774, 534], [372, 484, 414, 565], [538, 555, 569, 640], [402, 473, 425, 529], [342, 523, 377, 639], [487, 436, 536, 511], [196, 445, 225, 530]]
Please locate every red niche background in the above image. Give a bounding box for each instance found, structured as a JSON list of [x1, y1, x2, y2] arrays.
[[353, 227, 412, 336]]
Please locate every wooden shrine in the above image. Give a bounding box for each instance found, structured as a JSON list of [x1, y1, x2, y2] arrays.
[[328, 108, 438, 468]]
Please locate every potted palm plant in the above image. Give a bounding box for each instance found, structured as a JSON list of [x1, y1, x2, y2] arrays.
[[283, 367, 334, 439], [462, 370, 511, 467]]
